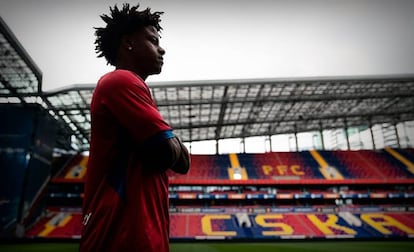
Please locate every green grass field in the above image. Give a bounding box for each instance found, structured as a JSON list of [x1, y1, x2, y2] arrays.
[[0, 241, 413, 252]]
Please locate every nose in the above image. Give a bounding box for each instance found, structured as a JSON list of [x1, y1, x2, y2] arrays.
[[158, 46, 165, 55]]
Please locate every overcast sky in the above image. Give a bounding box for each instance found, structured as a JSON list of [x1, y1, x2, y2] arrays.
[[1, 0, 414, 91]]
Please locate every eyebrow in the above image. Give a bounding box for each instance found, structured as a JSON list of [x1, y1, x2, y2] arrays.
[[150, 33, 161, 40]]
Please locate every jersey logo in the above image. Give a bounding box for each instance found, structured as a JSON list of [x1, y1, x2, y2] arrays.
[[83, 212, 92, 226]]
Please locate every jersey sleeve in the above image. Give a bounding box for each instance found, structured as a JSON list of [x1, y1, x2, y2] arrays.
[[98, 71, 172, 143]]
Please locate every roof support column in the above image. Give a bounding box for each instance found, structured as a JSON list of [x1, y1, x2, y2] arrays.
[[344, 119, 350, 150], [394, 122, 401, 148], [294, 123, 298, 152], [266, 135, 272, 152], [369, 120, 376, 150], [319, 121, 325, 150], [240, 137, 246, 153]]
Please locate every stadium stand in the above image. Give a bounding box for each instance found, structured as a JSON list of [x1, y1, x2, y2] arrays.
[[23, 149, 414, 240], [48, 149, 414, 183], [248, 152, 324, 179], [318, 150, 414, 179]]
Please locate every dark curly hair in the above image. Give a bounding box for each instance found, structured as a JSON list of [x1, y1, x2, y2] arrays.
[[94, 3, 163, 66]]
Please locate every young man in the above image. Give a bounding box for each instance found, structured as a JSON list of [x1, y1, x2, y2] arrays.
[[79, 3, 190, 252]]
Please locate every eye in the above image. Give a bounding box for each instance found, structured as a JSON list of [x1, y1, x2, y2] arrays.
[[150, 36, 159, 45]]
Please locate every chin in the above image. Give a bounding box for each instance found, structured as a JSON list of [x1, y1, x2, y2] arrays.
[[152, 68, 163, 75]]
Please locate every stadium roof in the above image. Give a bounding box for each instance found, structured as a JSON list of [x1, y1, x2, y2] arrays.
[[1, 16, 414, 152], [0, 17, 42, 102], [41, 76, 414, 151]]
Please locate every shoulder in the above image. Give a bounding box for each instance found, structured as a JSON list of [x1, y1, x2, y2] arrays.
[[97, 70, 146, 92]]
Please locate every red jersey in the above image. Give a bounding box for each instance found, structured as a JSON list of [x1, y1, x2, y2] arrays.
[[80, 69, 172, 252]]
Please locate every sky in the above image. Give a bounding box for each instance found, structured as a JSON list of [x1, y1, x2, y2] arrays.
[[0, 0, 414, 92]]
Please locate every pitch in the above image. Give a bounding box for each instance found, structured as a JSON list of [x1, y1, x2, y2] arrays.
[[0, 241, 413, 252]]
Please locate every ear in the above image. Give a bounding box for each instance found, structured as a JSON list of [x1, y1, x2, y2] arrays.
[[121, 35, 134, 51]]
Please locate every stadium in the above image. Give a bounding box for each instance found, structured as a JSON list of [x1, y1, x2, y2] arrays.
[[1, 5, 414, 252]]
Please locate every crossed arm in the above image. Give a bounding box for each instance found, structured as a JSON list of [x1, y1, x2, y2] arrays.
[[140, 134, 190, 174], [101, 73, 190, 174]]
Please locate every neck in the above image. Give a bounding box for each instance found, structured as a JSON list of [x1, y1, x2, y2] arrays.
[[115, 64, 148, 80]]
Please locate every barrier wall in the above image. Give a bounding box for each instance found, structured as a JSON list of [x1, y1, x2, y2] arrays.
[[25, 206, 414, 240]]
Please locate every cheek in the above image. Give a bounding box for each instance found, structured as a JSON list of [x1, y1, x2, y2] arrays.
[[149, 45, 159, 56], [135, 46, 151, 59]]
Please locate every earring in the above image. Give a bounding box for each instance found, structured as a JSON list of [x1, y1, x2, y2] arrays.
[[128, 46, 133, 51]]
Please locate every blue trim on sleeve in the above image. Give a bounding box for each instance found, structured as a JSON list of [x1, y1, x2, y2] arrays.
[[143, 130, 175, 146]]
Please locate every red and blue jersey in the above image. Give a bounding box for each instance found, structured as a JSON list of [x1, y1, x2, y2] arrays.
[[80, 69, 172, 252]]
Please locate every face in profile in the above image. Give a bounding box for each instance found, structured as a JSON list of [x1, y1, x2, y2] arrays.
[[128, 26, 166, 76]]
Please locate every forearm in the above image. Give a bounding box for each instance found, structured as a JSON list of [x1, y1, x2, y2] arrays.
[[169, 136, 190, 174], [139, 135, 190, 174]]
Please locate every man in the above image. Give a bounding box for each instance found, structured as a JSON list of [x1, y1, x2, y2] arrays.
[[79, 3, 190, 252]]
